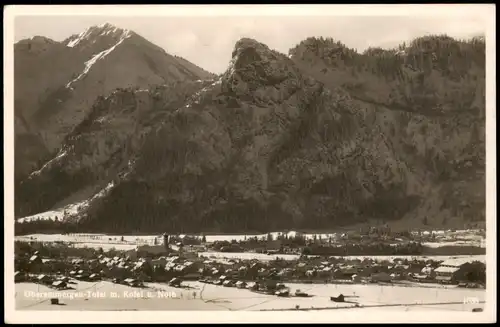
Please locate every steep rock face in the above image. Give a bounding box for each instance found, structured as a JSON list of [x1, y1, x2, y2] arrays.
[[16, 35, 485, 233], [14, 24, 214, 179]]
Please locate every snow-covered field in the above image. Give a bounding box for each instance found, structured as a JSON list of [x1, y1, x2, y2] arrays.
[[70, 243, 137, 251], [15, 233, 158, 244], [198, 252, 486, 263], [16, 231, 485, 245], [199, 251, 301, 261], [15, 280, 486, 312], [15, 233, 180, 243], [14, 233, 486, 261], [423, 241, 486, 249]]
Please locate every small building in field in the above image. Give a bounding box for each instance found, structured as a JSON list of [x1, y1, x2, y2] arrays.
[[51, 280, 67, 290], [15, 271, 27, 283], [434, 259, 486, 284], [29, 255, 42, 264], [222, 280, 235, 287], [235, 281, 247, 289], [124, 278, 143, 287], [168, 277, 182, 287], [88, 273, 100, 281]]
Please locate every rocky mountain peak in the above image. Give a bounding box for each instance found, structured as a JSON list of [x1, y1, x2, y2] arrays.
[[231, 38, 268, 56], [222, 38, 302, 99], [63, 23, 133, 49]]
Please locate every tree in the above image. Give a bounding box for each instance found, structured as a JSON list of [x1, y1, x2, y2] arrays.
[[302, 246, 312, 255]]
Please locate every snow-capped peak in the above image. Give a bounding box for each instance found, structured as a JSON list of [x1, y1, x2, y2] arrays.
[[65, 26, 132, 89], [65, 23, 131, 48]]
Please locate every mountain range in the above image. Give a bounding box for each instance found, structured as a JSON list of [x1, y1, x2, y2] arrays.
[[14, 24, 486, 234], [14, 23, 213, 182]]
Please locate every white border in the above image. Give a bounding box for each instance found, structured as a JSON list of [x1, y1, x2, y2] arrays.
[[4, 4, 496, 324]]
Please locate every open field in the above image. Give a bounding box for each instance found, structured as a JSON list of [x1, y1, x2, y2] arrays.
[[15, 234, 158, 244], [15, 230, 485, 244], [198, 251, 486, 263], [423, 241, 485, 248], [15, 280, 486, 311], [15, 231, 485, 251]]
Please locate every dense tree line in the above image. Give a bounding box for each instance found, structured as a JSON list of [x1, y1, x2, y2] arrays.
[[289, 34, 484, 79]]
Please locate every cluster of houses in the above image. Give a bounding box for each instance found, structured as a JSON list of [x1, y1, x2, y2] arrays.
[[14, 241, 486, 291]]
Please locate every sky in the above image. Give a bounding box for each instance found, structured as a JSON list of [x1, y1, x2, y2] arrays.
[[13, 10, 489, 74]]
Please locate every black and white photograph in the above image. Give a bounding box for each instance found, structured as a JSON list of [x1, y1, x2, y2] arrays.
[[4, 4, 496, 324]]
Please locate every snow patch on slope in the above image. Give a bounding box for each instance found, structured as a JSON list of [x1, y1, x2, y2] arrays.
[[28, 150, 67, 178], [91, 181, 115, 200], [17, 181, 116, 223], [180, 78, 221, 110], [66, 26, 94, 48], [66, 30, 132, 89], [17, 202, 82, 223]]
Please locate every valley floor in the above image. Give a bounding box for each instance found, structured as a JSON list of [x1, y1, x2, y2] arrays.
[[16, 280, 486, 312]]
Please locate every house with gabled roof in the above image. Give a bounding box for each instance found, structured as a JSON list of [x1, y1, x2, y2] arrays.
[[434, 258, 485, 284]]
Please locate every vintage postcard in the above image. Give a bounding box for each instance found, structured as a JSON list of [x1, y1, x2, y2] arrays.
[[4, 4, 496, 324]]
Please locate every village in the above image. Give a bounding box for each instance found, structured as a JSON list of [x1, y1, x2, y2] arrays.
[[15, 228, 486, 305]]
